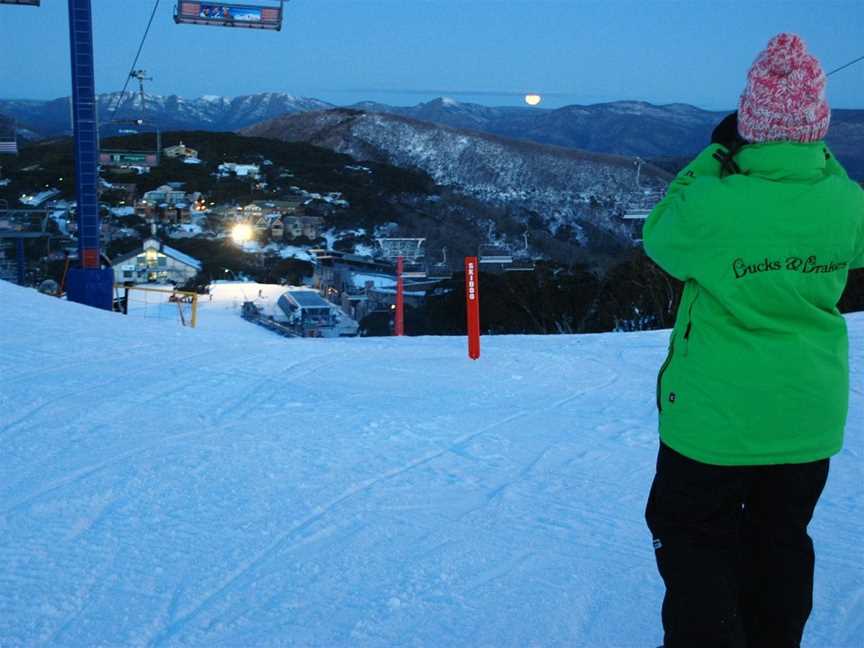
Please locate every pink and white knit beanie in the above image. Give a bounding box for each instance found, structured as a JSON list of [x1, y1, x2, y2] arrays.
[[738, 33, 830, 143]]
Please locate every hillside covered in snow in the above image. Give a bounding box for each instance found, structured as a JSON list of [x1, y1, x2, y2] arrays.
[[243, 109, 671, 247], [0, 281, 862, 647]]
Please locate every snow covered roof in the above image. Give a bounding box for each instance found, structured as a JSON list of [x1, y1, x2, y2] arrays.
[[161, 243, 202, 271], [19, 189, 60, 207], [350, 272, 396, 289], [284, 290, 330, 308]]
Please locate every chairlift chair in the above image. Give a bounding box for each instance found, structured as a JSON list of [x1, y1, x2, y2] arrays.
[[507, 240, 536, 272], [99, 120, 162, 169], [401, 260, 427, 279], [174, 1, 285, 30], [478, 244, 513, 265], [622, 207, 652, 220]]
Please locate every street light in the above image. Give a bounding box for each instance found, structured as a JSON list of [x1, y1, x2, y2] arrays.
[[231, 223, 253, 245]]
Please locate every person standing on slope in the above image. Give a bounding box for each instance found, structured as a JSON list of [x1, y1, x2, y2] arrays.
[[641, 33, 864, 648]]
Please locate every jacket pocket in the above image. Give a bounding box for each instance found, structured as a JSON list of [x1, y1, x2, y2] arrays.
[[656, 333, 676, 413]]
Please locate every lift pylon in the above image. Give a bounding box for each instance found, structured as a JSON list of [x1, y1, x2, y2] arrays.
[[65, 0, 114, 310]]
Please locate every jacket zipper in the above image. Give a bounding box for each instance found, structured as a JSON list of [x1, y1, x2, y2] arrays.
[[682, 287, 700, 356], [656, 333, 676, 413], [657, 287, 699, 412]]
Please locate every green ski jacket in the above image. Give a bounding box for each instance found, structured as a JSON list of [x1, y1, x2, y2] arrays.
[[644, 141, 864, 465]]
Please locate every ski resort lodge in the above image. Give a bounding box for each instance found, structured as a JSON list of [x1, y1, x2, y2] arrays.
[[112, 238, 202, 285]]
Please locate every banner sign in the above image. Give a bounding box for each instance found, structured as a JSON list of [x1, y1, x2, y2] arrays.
[[99, 152, 158, 167], [465, 257, 480, 360], [199, 4, 263, 22], [176, 2, 282, 29]]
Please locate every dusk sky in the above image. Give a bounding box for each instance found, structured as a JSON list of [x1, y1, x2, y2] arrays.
[[1, 0, 862, 109]]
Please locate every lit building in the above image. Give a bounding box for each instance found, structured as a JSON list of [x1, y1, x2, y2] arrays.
[[112, 238, 202, 285]]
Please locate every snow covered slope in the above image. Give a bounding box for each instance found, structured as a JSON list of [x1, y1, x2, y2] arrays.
[[243, 109, 672, 246], [0, 280, 861, 647]]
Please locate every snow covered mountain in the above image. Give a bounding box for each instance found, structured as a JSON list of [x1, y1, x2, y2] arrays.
[[353, 98, 722, 157], [243, 108, 672, 246], [5, 92, 863, 176], [352, 97, 539, 136], [352, 98, 864, 177], [0, 92, 333, 137], [1, 279, 862, 646]]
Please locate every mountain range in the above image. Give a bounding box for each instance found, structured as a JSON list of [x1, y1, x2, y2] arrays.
[[3, 92, 863, 177], [0, 92, 330, 139], [343, 98, 864, 178], [356, 98, 727, 158]]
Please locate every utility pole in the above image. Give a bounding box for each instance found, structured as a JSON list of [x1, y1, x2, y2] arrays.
[[128, 69, 161, 164], [394, 256, 404, 336]]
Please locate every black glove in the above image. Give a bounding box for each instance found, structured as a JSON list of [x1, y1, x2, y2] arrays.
[[710, 112, 748, 177], [711, 112, 744, 148]]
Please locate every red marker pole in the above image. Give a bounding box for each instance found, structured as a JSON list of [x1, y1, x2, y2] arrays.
[[465, 256, 480, 359], [395, 255, 405, 336]]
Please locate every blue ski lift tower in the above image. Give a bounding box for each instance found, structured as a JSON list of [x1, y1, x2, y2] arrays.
[[65, 0, 114, 309]]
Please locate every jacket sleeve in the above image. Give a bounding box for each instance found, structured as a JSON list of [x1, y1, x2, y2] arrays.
[[825, 146, 864, 269], [851, 206, 864, 270], [642, 144, 725, 281]]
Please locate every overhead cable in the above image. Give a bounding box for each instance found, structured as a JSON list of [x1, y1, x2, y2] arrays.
[[827, 53, 864, 77], [106, 0, 162, 121]]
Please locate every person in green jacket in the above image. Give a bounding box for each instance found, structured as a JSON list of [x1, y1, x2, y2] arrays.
[[643, 33, 864, 648]]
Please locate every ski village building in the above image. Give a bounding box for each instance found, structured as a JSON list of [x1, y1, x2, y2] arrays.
[[162, 142, 198, 160], [217, 163, 260, 179], [112, 238, 201, 285], [218, 200, 324, 243], [135, 184, 200, 225], [283, 215, 324, 240]]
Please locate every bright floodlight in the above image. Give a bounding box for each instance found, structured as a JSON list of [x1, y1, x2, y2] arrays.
[[231, 223, 253, 244], [525, 94, 542, 106]]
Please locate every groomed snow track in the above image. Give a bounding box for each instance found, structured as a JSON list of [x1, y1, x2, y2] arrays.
[[0, 280, 861, 647]]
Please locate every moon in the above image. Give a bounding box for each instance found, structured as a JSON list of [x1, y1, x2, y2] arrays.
[[524, 94, 542, 106]]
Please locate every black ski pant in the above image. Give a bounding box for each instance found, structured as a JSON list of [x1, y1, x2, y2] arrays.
[[645, 442, 829, 648]]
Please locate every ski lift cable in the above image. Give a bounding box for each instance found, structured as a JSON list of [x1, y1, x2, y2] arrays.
[[106, 0, 162, 121], [827, 53, 864, 77]]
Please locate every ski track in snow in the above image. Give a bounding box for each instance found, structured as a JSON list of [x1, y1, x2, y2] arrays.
[[0, 281, 861, 647]]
